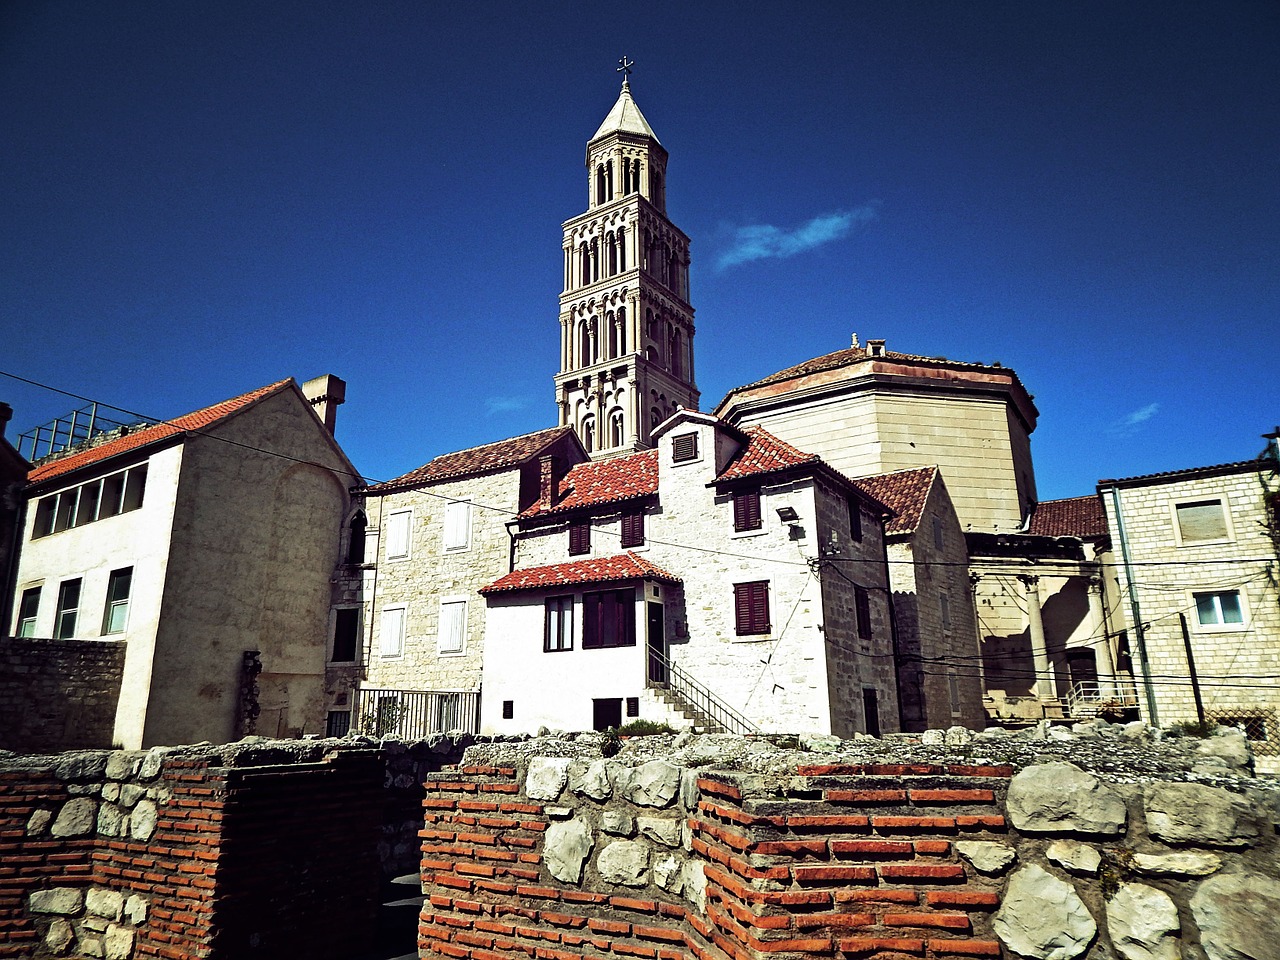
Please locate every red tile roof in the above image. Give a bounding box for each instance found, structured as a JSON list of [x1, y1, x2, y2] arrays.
[[367, 425, 575, 494], [27, 380, 292, 486], [523, 449, 659, 518], [480, 552, 681, 595], [852, 467, 938, 536], [1027, 495, 1109, 540], [716, 426, 820, 482], [1097, 459, 1269, 489]]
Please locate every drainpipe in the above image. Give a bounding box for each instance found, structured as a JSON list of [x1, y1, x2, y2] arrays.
[[1107, 485, 1159, 726]]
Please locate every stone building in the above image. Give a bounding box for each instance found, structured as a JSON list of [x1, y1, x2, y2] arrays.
[[714, 336, 1039, 534], [556, 80, 698, 457], [5, 376, 356, 749], [327, 426, 586, 737], [852, 466, 985, 731], [1098, 447, 1280, 771], [478, 410, 899, 737]]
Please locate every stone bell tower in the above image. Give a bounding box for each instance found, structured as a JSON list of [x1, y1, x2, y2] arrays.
[[554, 78, 698, 458]]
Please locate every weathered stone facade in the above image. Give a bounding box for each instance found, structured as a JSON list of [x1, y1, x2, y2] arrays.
[[0, 637, 125, 753], [1100, 459, 1280, 772]]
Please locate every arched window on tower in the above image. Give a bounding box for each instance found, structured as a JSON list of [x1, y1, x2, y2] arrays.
[[347, 510, 367, 564], [596, 165, 607, 205], [606, 233, 617, 276], [668, 249, 680, 293], [652, 171, 664, 208], [582, 417, 596, 454], [605, 311, 617, 358], [590, 238, 599, 283], [670, 330, 683, 379], [650, 407, 661, 429], [579, 243, 590, 287], [642, 229, 652, 272], [580, 321, 594, 368], [609, 409, 625, 449], [616, 307, 627, 354], [606, 160, 614, 200], [617, 227, 626, 270]]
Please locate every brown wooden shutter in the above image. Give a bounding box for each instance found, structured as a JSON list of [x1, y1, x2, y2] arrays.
[[621, 510, 645, 547], [569, 521, 591, 555], [734, 491, 762, 532], [734, 581, 770, 635], [672, 433, 698, 462]]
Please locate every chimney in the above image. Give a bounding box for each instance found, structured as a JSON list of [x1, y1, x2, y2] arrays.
[[867, 339, 886, 358], [301, 375, 346, 435], [538, 455, 558, 509], [850, 333, 860, 349], [0, 403, 11, 441]]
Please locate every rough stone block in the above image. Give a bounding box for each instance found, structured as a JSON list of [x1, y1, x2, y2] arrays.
[[124, 894, 148, 925], [627, 760, 681, 807], [86, 888, 124, 921], [637, 816, 682, 847], [29, 887, 84, 915], [597, 839, 650, 886], [51, 797, 98, 838], [129, 799, 158, 840], [1191, 872, 1280, 960], [526, 757, 571, 801], [104, 924, 135, 960], [993, 864, 1095, 960], [1006, 762, 1126, 835], [1106, 883, 1179, 960], [544, 818, 593, 884], [1144, 783, 1259, 847]]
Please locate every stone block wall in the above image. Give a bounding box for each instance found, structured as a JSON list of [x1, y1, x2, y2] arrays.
[[419, 743, 1280, 960], [0, 637, 125, 753]]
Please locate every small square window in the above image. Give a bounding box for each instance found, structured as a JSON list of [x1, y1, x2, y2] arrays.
[[1176, 500, 1229, 544], [569, 521, 591, 555], [626, 697, 640, 717], [502, 700, 514, 720], [386, 510, 411, 560], [733, 491, 761, 532], [326, 710, 351, 737], [672, 433, 698, 463], [1194, 590, 1244, 627]]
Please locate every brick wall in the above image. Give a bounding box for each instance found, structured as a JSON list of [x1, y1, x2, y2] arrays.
[[417, 760, 1009, 960], [0, 637, 125, 752]]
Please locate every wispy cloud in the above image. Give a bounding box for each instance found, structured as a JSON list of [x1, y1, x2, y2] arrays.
[[1108, 402, 1160, 436], [715, 204, 879, 271], [485, 395, 530, 416]]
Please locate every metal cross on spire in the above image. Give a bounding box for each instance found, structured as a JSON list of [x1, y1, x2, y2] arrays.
[[617, 56, 634, 82]]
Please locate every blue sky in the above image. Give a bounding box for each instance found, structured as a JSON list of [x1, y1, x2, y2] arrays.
[[2, 1, 1276, 500]]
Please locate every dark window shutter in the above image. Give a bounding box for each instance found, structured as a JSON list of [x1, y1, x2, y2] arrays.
[[569, 521, 591, 555], [855, 585, 872, 640], [734, 581, 770, 635], [734, 491, 762, 532], [621, 510, 645, 547], [672, 433, 698, 462], [847, 497, 863, 542], [333, 608, 359, 662]]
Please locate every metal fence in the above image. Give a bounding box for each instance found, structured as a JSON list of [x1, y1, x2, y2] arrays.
[[1067, 680, 1139, 719], [348, 687, 480, 739]]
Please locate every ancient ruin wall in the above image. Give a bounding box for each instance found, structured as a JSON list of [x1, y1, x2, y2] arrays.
[[0, 638, 125, 753], [418, 746, 1280, 960]]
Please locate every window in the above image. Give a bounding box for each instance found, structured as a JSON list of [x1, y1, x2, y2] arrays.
[[933, 516, 945, 550], [347, 511, 367, 564], [609, 410, 625, 448], [734, 581, 770, 636], [862, 687, 881, 737], [101, 567, 132, 635], [626, 696, 640, 718], [847, 497, 863, 542], [733, 491, 762, 532], [620, 510, 645, 548], [1194, 590, 1244, 627], [582, 589, 636, 649], [54, 579, 81, 639], [31, 464, 147, 539], [672, 432, 698, 463], [326, 711, 351, 737], [332, 608, 360, 662], [443, 501, 471, 552], [948, 671, 962, 717], [855, 585, 872, 640], [545, 596, 574, 652], [1176, 499, 1230, 544], [502, 700, 514, 719], [939, 592, 951, 633], [380, 605, 406, 657], [569, 521, 591, 556], [385, 510, 411, 560], [438, 600, 467, 655], [16, 587, 40, 637]]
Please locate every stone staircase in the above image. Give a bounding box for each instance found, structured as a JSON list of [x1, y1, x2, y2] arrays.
[[641, 684, 725, 734]]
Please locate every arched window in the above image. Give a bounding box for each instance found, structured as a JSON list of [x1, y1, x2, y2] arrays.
[[590, 238, 599, 283], [617, 227, 626, 270], [652, 171, 663, 207], [582, 417, 595, 454], [616, 307, 627, 354], [650, 407, 661, 428], [609, 410, 625, 448], [579, 243, 590, 286], [347, 511, 367, 564], [643, 229, 652, 271], [596, 165, 607, 205], [605, 311, 617, 358], [668, 250, 680, 292], [670, 330, 683, 379], [607, 233, 618, 276], [580, 321, 593, 368]]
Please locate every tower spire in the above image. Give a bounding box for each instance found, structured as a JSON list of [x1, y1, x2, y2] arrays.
[[553, 79, 698, 458]]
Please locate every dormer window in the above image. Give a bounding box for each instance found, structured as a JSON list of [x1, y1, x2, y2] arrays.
[[672, 433, 698, 463]]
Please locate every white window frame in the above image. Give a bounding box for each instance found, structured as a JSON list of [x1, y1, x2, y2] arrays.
[[1171, 497, 1234, 547], [101, 567, 132, 636], [379, 604, 407, 658], [16, 584, 42, 637], [1188, 588, 1249, 632], [385, 509, 412, 560], [438, 597, 467, 657], [443, 500, 472, 553]]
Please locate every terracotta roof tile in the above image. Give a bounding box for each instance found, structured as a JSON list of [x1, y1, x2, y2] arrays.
[[1027, 495, 1109, 540], [27, 380, 292, 486], [523, 449, 658, 517], [716, 426, 820, 482], [480, 552, 681, 595], [1097, 459, 1269, 489], [852, 467, 938, 536], [368, 425, 575, 494]]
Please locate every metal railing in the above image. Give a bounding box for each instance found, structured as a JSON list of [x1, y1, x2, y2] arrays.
[[1067, 680, 1139, 718], [646, 647, 758, 735], [349, 687, 480, 738]]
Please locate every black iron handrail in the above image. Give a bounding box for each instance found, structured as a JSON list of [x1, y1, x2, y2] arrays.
[[647, 647, 758, 735]]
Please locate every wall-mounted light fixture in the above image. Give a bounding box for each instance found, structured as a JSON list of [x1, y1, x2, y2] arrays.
[[776, 506, 799, 522]]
